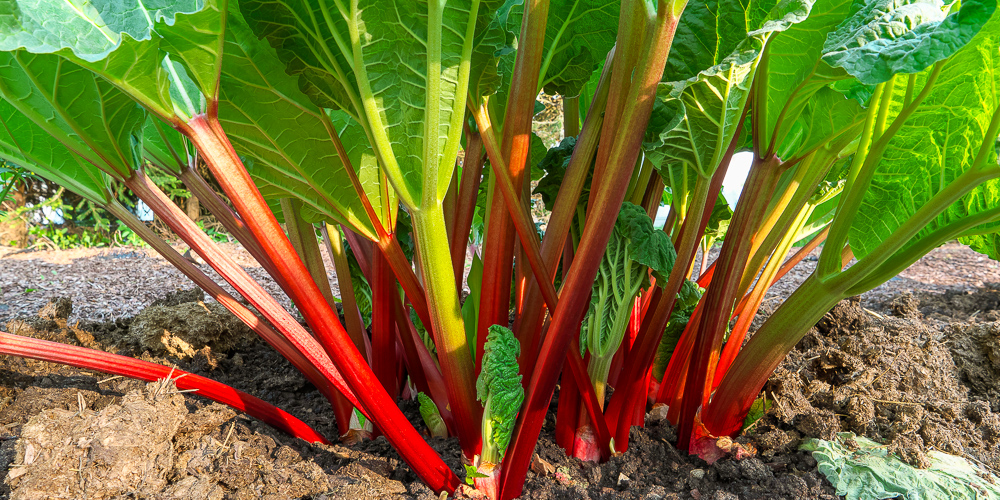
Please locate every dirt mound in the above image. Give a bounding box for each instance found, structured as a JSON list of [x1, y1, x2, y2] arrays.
[[7, 380, 189, 499], [4, 380, 335, 500], [754, 297, 1000, 472], [150, 288, 208, 308], [128, 300, 254, 361]]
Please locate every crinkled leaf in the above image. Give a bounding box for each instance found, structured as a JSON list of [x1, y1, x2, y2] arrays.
[[849, 14, 1000, 259], [2, 0, 226, 122], [477, 325, 524, 460], [645, 46, 761, 180], [647, 0, 818, 182], [822, 0, 996, 86], [802, 432, 1000, 500], [625, 208, 677, 283], [581, 203, 674, 358], [0, 0, 200, 62]]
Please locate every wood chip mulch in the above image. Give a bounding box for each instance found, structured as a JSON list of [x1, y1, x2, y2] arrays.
[[2, 242, 998, 326]]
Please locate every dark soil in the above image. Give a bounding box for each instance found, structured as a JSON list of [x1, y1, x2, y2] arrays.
[[0, 287, 997, 499]]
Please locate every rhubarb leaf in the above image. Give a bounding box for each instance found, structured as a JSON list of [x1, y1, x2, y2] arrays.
[[242, 0, 483, 208], [470, 0, 518, 98], [802, 433, 1000, 500], [537, 0, 620, 97], [653, 279, 703, 379], [647, 0, 821, 181], [218, 10, 386, 239], [848, 13, 1000, 259], [417, 392, 448, 439], [142, 116, 192, 175], [0, 99, 112, 205], [581, 203, 675, 360], [663, 0, 781, 82], [0, 51, 146, 179], [1, 0, 226, 122], [534, 137, 586, 211], [757, 0, 855, 152], [703, 194, 733, 246], [0, 0, 200, 62], [477, 325, 524, 464], [822, 0, 997, 85], [645, 47, 761, 180]]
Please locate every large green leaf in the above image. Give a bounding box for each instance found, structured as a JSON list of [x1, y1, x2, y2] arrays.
[[774, 86, 866, 161], [243, 0, 482, 208], [803, 433, 1000, 500], [469, 0, 517, 98], [661, 0, 789, 82], [849, 12, 1000, 258], [537, 0, 619, 97], [0, 0, 222, 122], [0, 51, 147, 179], [644, 0, 817, 181], [822, 0, 997, 85], [0, 0, 200, 61], [645, 45, 761, 179], [219, 9, 385, 239], [0, 99, 112, 204], [758, 0, 855, 152]]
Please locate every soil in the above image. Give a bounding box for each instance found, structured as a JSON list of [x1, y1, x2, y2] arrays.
[[0, 246, 999, 499]]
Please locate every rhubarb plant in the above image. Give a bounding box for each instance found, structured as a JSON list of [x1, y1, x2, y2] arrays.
[[0, 0, 997, 498]]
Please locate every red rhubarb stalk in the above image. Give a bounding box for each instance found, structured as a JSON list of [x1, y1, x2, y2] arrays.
[[476, 0, 552, 374], [474, 101, 612, 460], [676, 156, 782, 450], [372, 248, 400, 398], [171, 116, 460, 492], [499, 3, 686, 495], [451, 124, 486, 287], [509, 47, 614, 371], [106, 200, 356, 435]]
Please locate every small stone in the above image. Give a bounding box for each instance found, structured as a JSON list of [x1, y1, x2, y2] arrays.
[[530, 454, 555, 476], [690, 489, 702, 500], [648, 404, 669, 421], [690, 468, 705, 480], [617, 472, 630, 489]]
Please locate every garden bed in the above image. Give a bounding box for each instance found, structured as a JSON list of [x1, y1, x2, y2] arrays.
[[0, 244, 998, 499]]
